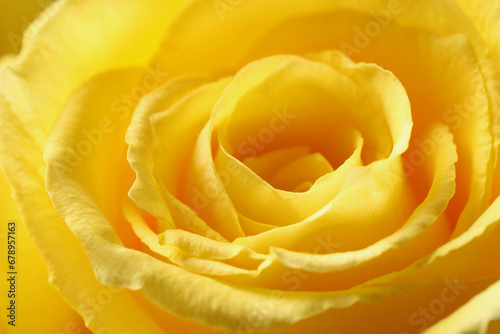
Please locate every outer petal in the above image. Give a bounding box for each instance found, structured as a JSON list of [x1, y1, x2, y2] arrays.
[[423, 278, 500, 334], [0, 169, 89, 334], [0, 1, 191, 330], [0, 65, 170, 333], [364, 194, 500, 287], [453, 0, 500, 71], [1, 0, 186, 147]]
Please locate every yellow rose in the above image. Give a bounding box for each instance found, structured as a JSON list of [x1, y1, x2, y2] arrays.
[[1, 0, 500, 333]]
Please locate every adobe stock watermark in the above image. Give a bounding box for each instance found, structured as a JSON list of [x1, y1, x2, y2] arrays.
[[191, 106, 296, 212], [339, 0, 404, 56], [7, 0, 62, 53], [54, 65, 169, 175], [213, 0, 244, 21], [399, 278, 468, 334], [78, 285, 124, 325], [382, 84, 487, 185], [224, 235, 340, 334], [281, 235, 340, 291]]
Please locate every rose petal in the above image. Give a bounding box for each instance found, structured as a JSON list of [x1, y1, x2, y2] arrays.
[[264, 123, 457, 290], [150, 77, 242, 240], [454, 0, 500, 72], [152, 0, 499, 238], [127, 75, 228, 240], [2, 0, 186, 143], [1, 68, 165, 333], [423, 278, 500, 334], [0, 169, 89, 333], [365, 191, 500, 287], [212, 52, 411, 231]]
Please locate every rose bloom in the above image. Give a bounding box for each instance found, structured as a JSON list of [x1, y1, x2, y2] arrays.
[[1, 0, 500, 333]]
